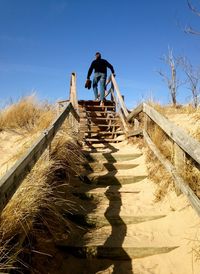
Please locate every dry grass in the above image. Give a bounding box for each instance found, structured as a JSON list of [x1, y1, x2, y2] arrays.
[[0, 95, 55, 133], [0, 96, 86, 272], [147, 122, 173, 162], [183, 158, 200, 199], [133, 101, 200, 199], [147, 100, 200, 116], [145, 148, 174, 201], [0, 130, 86, 272]]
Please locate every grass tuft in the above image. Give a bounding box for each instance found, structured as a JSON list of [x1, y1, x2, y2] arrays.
[[0, 95, 55, 133]]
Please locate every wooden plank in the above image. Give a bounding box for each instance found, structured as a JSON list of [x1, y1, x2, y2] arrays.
[[0, 102, 78, 212], [173, 143, 186, 195], [69, 72, 78, 111], [110, 89, 128, 132], [143, 130, 200, 217], [143, 103, 200, 166], [127, 129, 143, 137], [111, 74, 129, 117], [127, 103, 143, 122], [105, 75, 112, 87]]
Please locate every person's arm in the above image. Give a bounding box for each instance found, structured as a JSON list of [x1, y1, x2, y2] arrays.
[[105, 60, 115, 74], [87, 61, 94, 79]]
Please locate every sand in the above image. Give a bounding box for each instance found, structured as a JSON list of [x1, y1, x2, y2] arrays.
[[0, 114, 200, 274]]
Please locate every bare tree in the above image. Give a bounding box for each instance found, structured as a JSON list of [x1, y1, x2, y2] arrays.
[[158, 48, 183, 106], [180, 57, 200, 108], [185, 0, 200, 35]]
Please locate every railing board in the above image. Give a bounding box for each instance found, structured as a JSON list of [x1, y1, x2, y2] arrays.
[[111, 74, 129, 117], [127, 129, 143, 137], [143, 103, 200, 166], [143, 130, 200, 217], [0, 102, 78, 212], [110, 89, 128, 132], [127, 103, 143, 122], [70, 72, 78, 111]]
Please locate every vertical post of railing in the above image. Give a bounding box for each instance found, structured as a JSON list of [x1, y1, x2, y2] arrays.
[[173, 143, 185, 195], [70, 72, 78, 111], [111, 82, 115, 103], [111, 74, 129, 117], [144, 113, 149, 132], [69, 72, 79, 136]]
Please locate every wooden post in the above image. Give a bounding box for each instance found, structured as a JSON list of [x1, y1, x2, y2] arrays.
[[111, 82, 114, 102], [173, 143, 185, 195], [111, 74, 129, 117], [144, 113, 149, 132], [69, 72, 78, 111], [134, 118, 140, 130]]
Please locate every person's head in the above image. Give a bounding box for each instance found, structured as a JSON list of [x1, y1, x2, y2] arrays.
[[95, 52, 101, 59]]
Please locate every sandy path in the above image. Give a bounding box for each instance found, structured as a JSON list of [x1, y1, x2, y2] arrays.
[[57, 141, 200, 274]]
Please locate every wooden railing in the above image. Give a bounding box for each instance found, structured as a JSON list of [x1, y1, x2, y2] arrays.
[[0, 102, 79, 212], [127, 102, 200, 216], [69, 72, 78, 111], [105, 74, 129, 131]]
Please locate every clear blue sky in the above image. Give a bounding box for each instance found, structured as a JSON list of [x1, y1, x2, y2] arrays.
[[0, 0, 200, 108]]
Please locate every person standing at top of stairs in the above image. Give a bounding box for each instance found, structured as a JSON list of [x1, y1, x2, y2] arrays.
[[86, 52, 115, 107]]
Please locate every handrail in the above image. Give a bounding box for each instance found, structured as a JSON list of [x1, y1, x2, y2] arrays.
[[127, 103, 143, 122], [104, 74, 129, 132], [143, 103, 200, 165], [144, 130, 200, 216], [0, 102, 79, 212], [110, 87, 129, 132], [127, 102, 200, 216], [111, 74, 129, 117], [69, 72, 78, 111], [128, 102, 200, 166]]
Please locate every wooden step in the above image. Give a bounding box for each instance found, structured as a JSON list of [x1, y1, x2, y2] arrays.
[[80, 115, 116, 119], [87, 173, 147, 185], [79, 106, 116, 111], [80, 125, 120, 130], [78, 100, 115, 106], [84, 162, 138, 172], [81, 124, 120, 128], [83, 131, 123, 135], [80, 116, 118, 120], [64, 212, 166, 228], [79, 110, 116, 115], [84, 138, 122, 143], [85, 152, 143, 162], [57, 244, 178, 260]]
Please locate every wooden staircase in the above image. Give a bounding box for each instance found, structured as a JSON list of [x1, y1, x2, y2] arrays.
[[57, 143, 179, 274], [78, 100, 125, 145]]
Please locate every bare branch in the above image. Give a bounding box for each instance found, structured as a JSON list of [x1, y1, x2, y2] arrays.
[[185, 1, 200, 35], [158, 48, 185, 106], [185, 26, 200, 35], [187, 0, 200, 17], [180, 56, 200, 108]]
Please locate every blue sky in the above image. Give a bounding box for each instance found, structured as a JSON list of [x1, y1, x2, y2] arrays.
[[0, 0, 200, 108]]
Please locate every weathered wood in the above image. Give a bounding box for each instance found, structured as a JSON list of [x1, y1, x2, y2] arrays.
[[110, 89, 128, 132], [0, 102, 79, 212], [173, 143, 186, 195], [111, 74, 129, 117], [143, 103, 200, 166], [105, 74, 112, 87], [127, 103, 143, 122], [69, 72, 78, 111], [127, 129, 143, 137], [143, 130, 200, 217], [134, 118, 140, 130]]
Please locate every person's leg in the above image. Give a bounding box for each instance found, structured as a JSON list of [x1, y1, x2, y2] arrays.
[[99, 73, 106, 102], [93, 73, 100, 100]]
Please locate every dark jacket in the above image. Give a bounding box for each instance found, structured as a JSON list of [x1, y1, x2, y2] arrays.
[[87, 58, 115, 79]]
